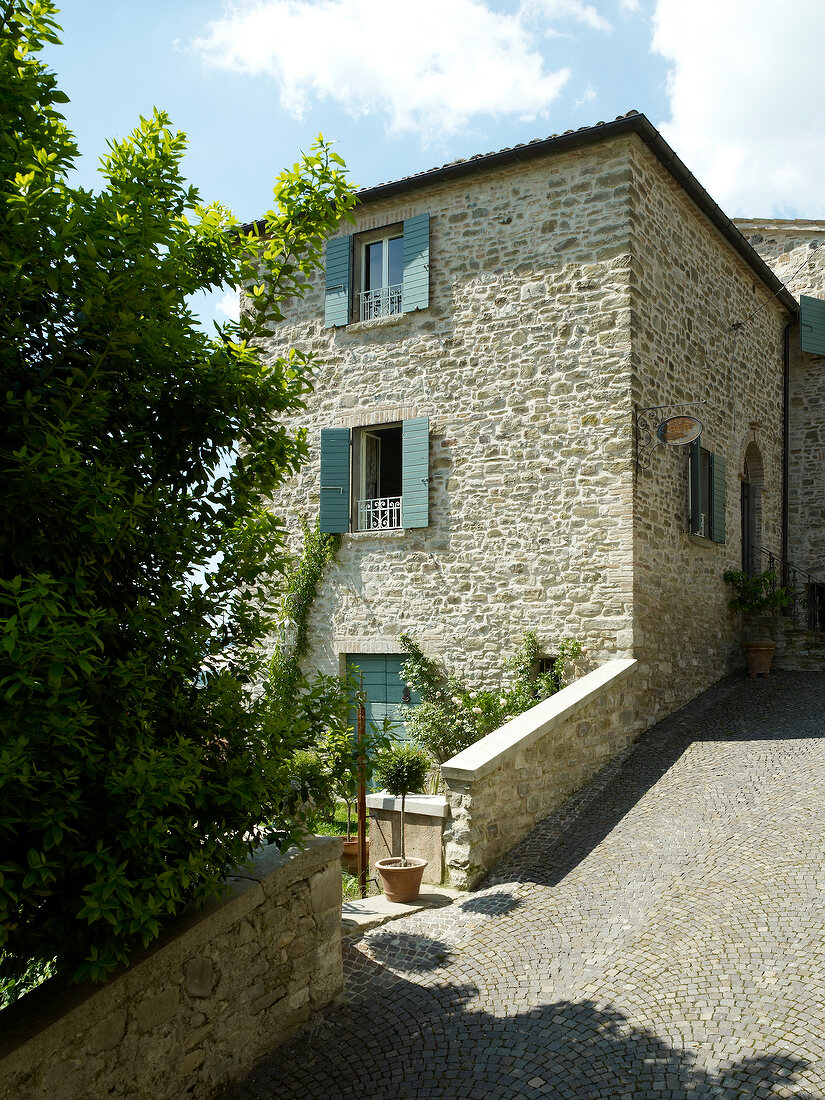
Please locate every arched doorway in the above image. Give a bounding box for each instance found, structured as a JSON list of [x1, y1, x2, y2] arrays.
[[740, 441, 764, 574]]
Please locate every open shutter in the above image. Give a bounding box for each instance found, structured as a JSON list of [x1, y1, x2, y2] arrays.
[[324, 236, 351, 328], [319, 428, 350, 533], [689, 439, 702, 536], [800, 295, 825, 355], [710, 453, 726, 543], [401, 214, 429, 313], [401, 417, 429, 529]]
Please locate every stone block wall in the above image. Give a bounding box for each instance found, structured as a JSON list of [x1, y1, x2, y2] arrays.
[[735, 219, 825, 583], [626, 142, 790, 728], [259, 136, 639, 690], [0, 837, 344, 1100], [441, 659, 637, 888]]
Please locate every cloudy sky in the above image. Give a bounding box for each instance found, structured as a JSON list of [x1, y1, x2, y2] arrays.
[[47, 1, 824, 322]]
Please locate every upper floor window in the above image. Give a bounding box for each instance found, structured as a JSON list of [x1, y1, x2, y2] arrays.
[[319, 418, 429, 533], [324, 214, 430, 328]]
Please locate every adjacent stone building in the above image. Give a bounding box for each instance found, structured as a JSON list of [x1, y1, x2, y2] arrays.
[[258, 111, 823, 738]]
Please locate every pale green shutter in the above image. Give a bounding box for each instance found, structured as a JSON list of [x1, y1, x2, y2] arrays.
[[800, 295, 825, 355], [689, 439, 702, 535], [401, 417, 429, 529], [401, 214, 429, 313], [710, 453, 726, 544], [319, 428, 350, 532], [325, 236, 351, 327]]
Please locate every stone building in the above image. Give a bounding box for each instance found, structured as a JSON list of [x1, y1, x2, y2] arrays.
[[258, 110, 825, 737]]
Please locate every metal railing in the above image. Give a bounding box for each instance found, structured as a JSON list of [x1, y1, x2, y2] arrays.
[[357, 496, 402, 531], [750, 546, 825, 633], [359, 283, 402, 321]]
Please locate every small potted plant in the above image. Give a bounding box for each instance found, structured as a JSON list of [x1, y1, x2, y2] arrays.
[[373, 743, 431, 903], [723, 568, 791, 677], [324, 724, 368, 875]]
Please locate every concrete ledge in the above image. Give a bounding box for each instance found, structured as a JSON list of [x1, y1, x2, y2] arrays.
[[366, 793, 449, 818], [441, 658, 637, 782]]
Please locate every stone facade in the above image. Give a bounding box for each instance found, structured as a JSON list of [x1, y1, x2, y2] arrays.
[[260, 117, 806, 740], [441, 659, 637, 888], [735, 219, 825, 581], [0, 838, 343, 1100]]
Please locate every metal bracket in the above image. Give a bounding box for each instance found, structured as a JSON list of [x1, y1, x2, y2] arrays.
[[635, 403, 703, 471]]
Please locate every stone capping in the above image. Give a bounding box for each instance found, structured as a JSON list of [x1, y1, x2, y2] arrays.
[[441, 658, 637, 783], [367, 792, 449, 818]]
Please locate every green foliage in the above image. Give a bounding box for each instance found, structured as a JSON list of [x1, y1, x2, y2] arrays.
[[0, 953, 55, 1010], [322, 707, 393, 840], [0, 3, 356, 986], [374, 743, 431, 799], [399, 631, 582, 765], [373, 743, 431, 864], [723, 570, 791, 615]]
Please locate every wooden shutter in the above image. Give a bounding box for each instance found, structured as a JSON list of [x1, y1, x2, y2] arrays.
[[401, 417, 429, 529], [401, 214, 429, 313], [800, 295, 825, 355], [319, 428, 350, 532], [324, 236, 351, 328], [689, 439, 702, 536], [710, 453, 726, 543]]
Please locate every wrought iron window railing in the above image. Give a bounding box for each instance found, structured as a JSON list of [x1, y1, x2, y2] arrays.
[[359, 283, 402, 322], [357, 496, 402, 531]]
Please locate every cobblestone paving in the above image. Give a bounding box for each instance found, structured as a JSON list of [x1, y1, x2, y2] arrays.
[[228, 673, 825, 1099]]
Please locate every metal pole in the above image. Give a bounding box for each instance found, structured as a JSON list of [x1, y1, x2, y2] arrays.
[[356, 700, 367, 899]]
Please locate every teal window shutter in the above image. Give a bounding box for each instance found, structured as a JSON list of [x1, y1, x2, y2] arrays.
[[800, 295, 825, 355], [401, 417, 429, 529], [689, 439, 702, 535], [325, 236, 352, 328], [401, 214, 429, 313], [710, 453, 726, 543], [319, 428, 350, 532]]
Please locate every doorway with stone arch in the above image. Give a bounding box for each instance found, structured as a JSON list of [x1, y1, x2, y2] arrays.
[[740, 438, 764, 575]]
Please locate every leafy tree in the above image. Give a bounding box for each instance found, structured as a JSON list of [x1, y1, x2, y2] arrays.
[[0, 1, 356, 984]]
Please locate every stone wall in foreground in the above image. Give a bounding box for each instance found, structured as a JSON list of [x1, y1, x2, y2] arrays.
[[441, 659, 637, 888], [0, 837, 343, 1100]]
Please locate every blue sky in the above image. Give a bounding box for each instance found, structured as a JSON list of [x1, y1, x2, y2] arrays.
[[45, 1, 825, 325]]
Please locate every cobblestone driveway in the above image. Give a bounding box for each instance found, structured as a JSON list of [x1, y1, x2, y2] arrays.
[[228, 673, 825, 1099]]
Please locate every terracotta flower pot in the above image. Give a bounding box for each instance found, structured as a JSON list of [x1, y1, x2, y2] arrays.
[[341, 838, 369, 876], [743, 640, 776, 678], [375, 857, 427, 903]]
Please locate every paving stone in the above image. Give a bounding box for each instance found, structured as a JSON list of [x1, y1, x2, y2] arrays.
[[227, 673, 825, 1099]]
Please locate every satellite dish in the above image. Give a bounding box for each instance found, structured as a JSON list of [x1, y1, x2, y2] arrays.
[[656, 415, 703, 447]]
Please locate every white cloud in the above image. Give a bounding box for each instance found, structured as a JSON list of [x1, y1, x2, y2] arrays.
[[618, 0, 640, 11], [193, 0, 612, 140], [574, 82, 597, 108], [216, 289, 240, 322], [652, 0, 825, 217]]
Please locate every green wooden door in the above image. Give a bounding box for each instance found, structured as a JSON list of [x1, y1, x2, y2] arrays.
[[345, 653, 418, 745]]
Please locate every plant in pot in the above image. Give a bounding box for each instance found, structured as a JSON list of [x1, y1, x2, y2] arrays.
[[373, 743, 432, 903], [723, 568, 791, 677]]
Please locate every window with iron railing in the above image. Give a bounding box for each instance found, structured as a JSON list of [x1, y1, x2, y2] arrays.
[[360, 233, 403, 320]]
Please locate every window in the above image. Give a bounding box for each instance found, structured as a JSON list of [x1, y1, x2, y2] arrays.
[[358, 229, 403, 321], [324, 214, 430, 327], [319, 418, 429, 533], [688, 440, 726, 543]]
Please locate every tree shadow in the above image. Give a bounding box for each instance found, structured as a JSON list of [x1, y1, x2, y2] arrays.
[[231, 945, 821, 1099], [457, 891, 520, 917]]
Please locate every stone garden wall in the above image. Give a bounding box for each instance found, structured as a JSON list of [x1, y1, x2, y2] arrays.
[[0, 837, 343, 1100], [441, 659, 637, 888]]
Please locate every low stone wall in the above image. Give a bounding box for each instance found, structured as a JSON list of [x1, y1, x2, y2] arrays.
[[367, 793, 449, 885], [0, 837, 343, 1100], [441, 659, 637, 888], [746, 614, 825, 672]]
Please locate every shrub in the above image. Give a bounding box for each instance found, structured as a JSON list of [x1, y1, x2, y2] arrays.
[[373, 744, 431, 864]]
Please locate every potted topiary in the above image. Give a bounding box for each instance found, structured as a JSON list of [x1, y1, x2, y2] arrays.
[[723, 568, 791, 677], [373, 743, 432, 903]]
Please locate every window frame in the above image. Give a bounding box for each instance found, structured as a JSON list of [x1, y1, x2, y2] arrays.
[[351, 223, 404, 323]]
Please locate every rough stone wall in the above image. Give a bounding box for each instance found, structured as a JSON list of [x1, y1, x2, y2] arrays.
[[441, 661, 636, 888], [0, 838, 343, 1100], [259, 138, 638, 688], [626, 143, 790, 725], [735, 219, 825, 580]]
